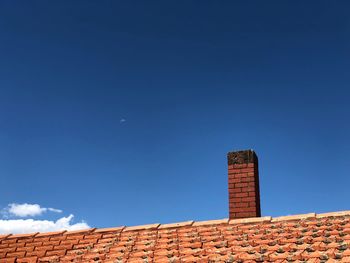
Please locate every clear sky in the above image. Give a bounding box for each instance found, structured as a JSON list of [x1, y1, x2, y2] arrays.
[[0, 1, 349, 232]]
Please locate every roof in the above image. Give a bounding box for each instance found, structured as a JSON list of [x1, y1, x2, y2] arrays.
[[1, 211, 350, 263]]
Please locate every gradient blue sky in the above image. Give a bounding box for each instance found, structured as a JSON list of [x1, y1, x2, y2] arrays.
[[0, 1, 349, 229]]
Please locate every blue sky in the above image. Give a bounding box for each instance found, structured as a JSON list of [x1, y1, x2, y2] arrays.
[[0, 1, 349, 232]]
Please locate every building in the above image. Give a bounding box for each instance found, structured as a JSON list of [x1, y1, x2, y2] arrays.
[[1, 149, 350, 262]]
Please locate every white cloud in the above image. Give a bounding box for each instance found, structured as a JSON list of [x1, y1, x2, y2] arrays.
[[47, 208, 63, 213], [6, 203, 62, 217], [0, 214, 90, 234], [0, 203, 90, 234]]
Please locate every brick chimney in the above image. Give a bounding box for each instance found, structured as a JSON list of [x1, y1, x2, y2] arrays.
[[227, 149, 261, 219]]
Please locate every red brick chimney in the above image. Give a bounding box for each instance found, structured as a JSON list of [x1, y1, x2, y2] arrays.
[[227, 149, 261, 219]]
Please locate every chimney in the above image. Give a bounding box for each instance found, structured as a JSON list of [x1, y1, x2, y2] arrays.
[[227, 149, 261, 219]]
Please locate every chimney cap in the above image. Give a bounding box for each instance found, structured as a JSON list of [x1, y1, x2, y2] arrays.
[[227, 149, 257, 165]]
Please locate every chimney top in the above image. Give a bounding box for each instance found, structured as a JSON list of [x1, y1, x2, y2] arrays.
[[227, 149, 261, 219], [227, 149, 257, 165]]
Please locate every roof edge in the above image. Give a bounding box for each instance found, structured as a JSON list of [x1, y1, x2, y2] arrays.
[[1, 210, 350, 238]]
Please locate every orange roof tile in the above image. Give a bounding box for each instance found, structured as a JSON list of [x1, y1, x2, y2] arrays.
[[1, 211, 350, 262]]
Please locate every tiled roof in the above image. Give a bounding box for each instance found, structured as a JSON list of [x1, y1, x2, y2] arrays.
[[1, 211, 350, 262]]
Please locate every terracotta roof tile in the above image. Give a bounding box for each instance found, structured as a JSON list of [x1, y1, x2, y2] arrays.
[[94, 226, 125, 233], [192, 218, 229, 226], [63, 228, 96, 235], [229, 216, 272, 225], [34, 231, 66, 238], [316, 210, 350, 218], [158, 220, 194, 229], [6, 234, 38, 240], [1, 211, 350, 262], [271, 212, 316, 222], [123, 223, 160, 232]]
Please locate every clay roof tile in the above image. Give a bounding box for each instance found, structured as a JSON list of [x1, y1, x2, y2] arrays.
[[1, 211, 350, 262]]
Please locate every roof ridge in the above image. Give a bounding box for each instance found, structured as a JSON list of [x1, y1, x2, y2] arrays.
[[1, 210, 349, 239]]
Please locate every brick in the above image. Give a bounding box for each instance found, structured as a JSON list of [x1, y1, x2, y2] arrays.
[[229, 187, 242, 193], [233, 212, 256, 218], [230, 173, 248, 178], [241, 176, 255, 182], [245, 187, 256, 192], [247, 182, 255, 187], [248, 192, 256, 197], [232, 163, 248, 169], [229, 197, 242, 202], [241, 197, 256, 202], [234, 182, 248, 188], [234, 207, 257, 213], [240, 168, 254, 173], [249, 201, 256, 207], [228, 168, 245, 173], [228, 168, 242, 173], [228, 178, 241, 183], [231, 202, 249, 208], [235, 192, 248, 197]]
